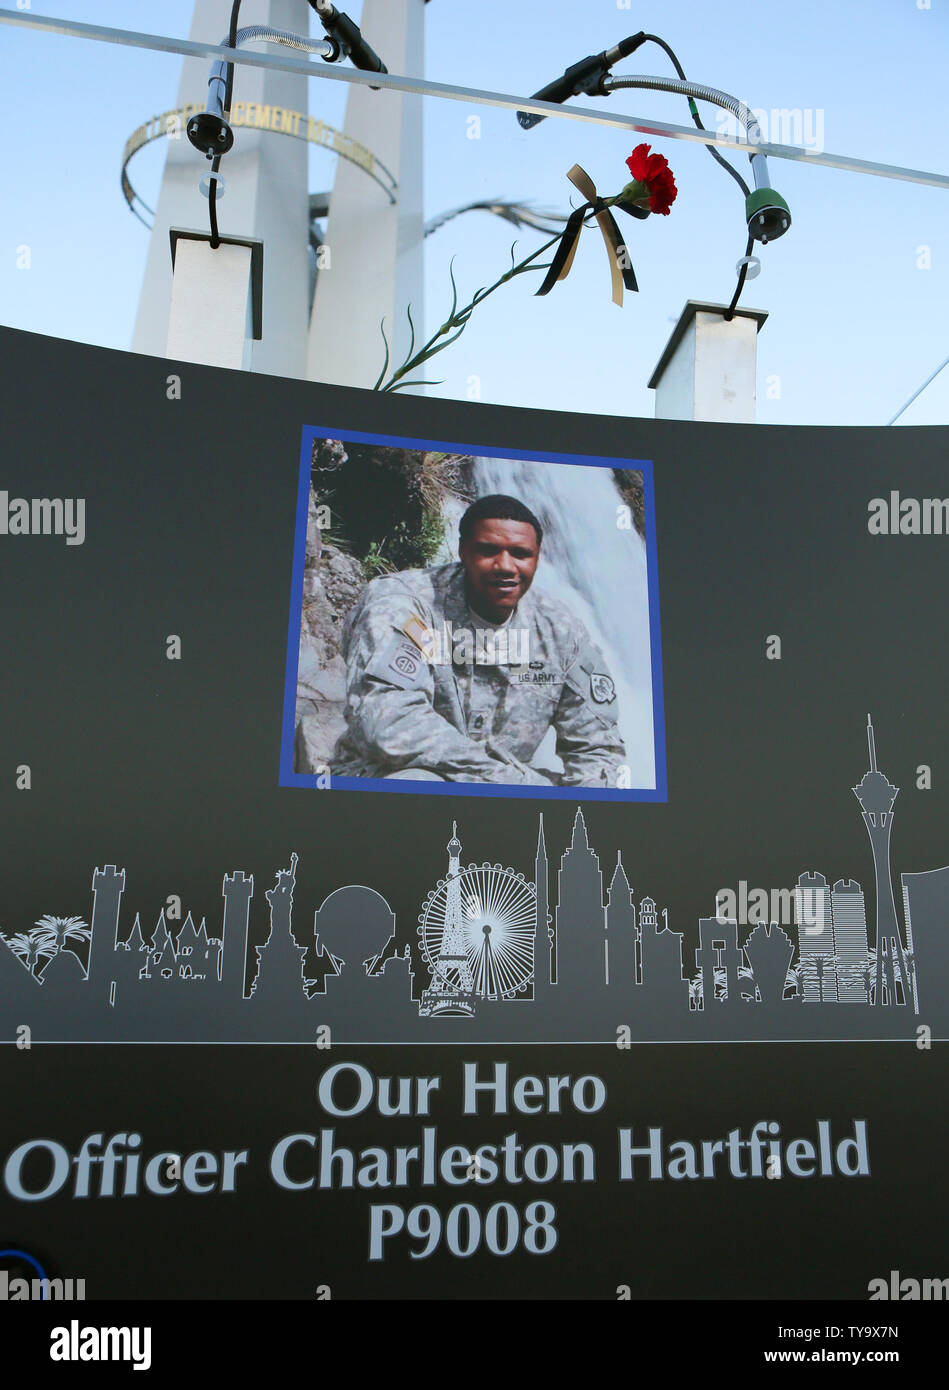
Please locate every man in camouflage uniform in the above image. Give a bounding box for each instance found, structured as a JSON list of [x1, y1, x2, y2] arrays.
[[331, 494, 626, 787]]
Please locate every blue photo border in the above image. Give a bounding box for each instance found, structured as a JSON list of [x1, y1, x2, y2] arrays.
[[280, 424, 668, 802]]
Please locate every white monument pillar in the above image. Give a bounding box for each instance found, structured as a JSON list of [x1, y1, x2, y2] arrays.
[[165, 233, 262, 371], [132, 0, 311, 377], [306, 0, 426, 389], [648, 301, 769, 424]]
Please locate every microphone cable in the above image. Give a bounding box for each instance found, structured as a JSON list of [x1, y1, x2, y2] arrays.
[[208, 0, 243, 248], [634, 34, 754, 320], [637, 33, 750, 198]]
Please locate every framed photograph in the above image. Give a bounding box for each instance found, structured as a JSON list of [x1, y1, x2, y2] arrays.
[[281, 426, 667, 800]]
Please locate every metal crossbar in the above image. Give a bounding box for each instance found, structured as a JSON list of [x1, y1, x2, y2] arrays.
[[2, 9, 948, 191]]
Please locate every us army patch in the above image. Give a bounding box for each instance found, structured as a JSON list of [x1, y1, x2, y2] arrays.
[[590, 672, 616, 704], [367, 634, 429, 691]]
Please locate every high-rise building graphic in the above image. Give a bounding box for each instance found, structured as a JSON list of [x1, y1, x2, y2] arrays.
[[901, 873, 932, 1017], [853, 715, 911, 1006], [606, 854, 636, 988], [419, 824, 476, 1018], [795, 871, 837, 1002], [534, 816, 552, 1002], [831, 879, 870, 1002], [555, 809, 607, 998]]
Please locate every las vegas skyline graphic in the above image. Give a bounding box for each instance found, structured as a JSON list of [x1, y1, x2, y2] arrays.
[[2, 715, 947, 1043]]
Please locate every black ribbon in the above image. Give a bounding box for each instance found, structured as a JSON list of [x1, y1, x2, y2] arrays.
[[535, 164, 643, 305]]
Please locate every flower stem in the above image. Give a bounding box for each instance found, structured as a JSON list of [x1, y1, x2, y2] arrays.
[[379, 228, 569, 392]]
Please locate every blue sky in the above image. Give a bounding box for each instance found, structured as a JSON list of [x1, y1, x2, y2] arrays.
[[1, 0, 947, 425]]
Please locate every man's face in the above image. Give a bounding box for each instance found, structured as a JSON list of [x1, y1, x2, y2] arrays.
[[459, 517, 540, 620]]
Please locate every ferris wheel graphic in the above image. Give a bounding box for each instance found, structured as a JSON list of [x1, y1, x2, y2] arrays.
[[418, 826, 537, 1011]]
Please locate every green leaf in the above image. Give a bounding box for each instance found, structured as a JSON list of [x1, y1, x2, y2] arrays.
[[405, 302, 417, 362], [384, 377, 442, 393], [448, 257, 459, 321], [372, 318, 391, 390], [514, 258, 551, 278]]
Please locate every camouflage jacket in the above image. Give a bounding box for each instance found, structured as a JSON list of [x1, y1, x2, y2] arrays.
[[331, 562, 626, 787]]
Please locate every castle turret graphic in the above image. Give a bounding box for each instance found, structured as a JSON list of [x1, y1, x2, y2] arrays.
[[117, 915, 150, 985], [90, 864, 125, 989], [419, 824, 476, 1018], [221, 870, 254, 998], [853, 715, 911, 1006], [176, 913, 218, 980], [148, 910, 178, 980]]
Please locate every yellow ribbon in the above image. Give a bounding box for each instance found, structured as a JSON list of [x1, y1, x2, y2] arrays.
[[564, 165, 628, 307], [536, 164, 638, 307]]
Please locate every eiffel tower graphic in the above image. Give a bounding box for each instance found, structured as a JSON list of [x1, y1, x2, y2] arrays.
[[419, 823, 476, 1019]]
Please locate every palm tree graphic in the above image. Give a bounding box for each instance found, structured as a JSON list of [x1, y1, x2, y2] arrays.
[[3, 930, 57, 978], [33, 914, 91, 963]]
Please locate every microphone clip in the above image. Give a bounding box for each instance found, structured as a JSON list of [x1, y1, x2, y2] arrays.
[[308, 0, 388, 74], [517, 32, 647, 130]]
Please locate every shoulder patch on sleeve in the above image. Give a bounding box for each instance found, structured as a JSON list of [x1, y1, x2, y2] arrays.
[[590, 672, 616, 704], [365, 633, 430, 691], [564, 639, 620, 722], [402, 612, 435, 656]]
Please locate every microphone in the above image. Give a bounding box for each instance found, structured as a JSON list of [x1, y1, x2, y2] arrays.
[[517, 33, 647, 129], [187, 60, 235, 155], [309, 0, 387, 74]]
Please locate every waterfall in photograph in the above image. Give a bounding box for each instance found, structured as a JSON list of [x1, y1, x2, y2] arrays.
[[439, 455, 656, 787]]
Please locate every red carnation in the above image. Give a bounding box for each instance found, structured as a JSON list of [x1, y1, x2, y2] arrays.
[[620, 142, 678, 215]]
